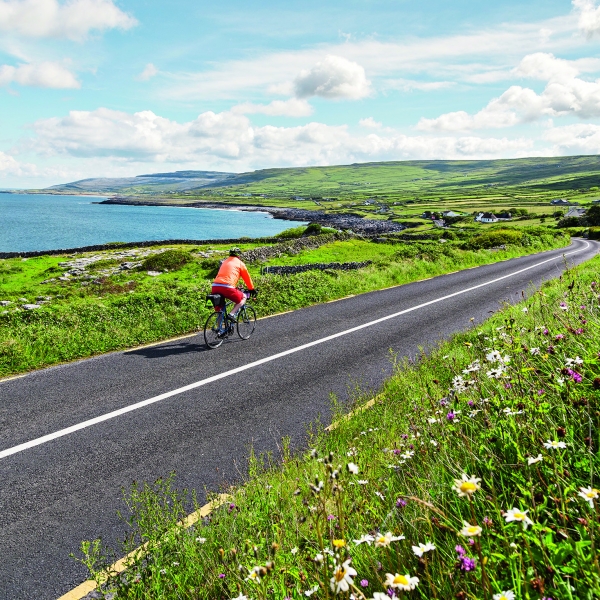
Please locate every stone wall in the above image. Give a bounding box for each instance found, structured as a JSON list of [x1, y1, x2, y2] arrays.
[[261, 260, 372, 275], [240, 232, 356, 263]]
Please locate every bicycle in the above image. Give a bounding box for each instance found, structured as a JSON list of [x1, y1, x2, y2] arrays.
[[203, 289, 257, 349]]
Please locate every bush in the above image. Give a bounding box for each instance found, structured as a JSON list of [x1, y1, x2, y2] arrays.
[[140, 250, 192, 272], [467, 229, 523, 249], [274, 226, 307, 239], [588, 227, 600, 240]]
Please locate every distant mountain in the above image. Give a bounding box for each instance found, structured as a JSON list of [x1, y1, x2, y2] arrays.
[[45, 170, 237, 194]]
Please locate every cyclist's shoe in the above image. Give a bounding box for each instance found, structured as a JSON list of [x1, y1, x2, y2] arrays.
[[227, 313, 238, 323]]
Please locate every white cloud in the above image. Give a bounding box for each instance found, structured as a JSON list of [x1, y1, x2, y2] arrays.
[[544, 122, 600, 154], [136, 63, 158, 82], [0, 61, 79, 87], [418, 52, 600, 131], [359, 117, 382, 129], [0, 0, 137, 40], [293, 55, 371, 100], [0, 150, 39, 177], [573, 0, 600, 37], [27, 107, 534, 173], [231, 98, 313, 117], [383, 78, 454, 92]]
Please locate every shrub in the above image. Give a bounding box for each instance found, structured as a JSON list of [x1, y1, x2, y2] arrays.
[[141, 250, 192, 272], [467, 229, 523, 249]]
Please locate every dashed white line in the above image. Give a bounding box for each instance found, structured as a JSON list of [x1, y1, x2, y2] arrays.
[[0, 241, 592, 460]]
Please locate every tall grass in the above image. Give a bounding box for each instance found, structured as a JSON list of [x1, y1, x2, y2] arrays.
[[77, 254, 600, 600]]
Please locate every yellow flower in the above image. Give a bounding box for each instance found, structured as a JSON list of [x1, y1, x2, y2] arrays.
[[332, 539, 346, 549], [453, 474, 481, 497], [460, 522, 482, 537], [384, 572, 419, 591]]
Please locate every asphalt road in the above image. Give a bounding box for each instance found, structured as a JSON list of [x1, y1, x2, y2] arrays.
[[0, 238, 597, 599]]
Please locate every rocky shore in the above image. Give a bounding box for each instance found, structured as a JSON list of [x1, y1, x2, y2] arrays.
[[99, 197, 405, 235]]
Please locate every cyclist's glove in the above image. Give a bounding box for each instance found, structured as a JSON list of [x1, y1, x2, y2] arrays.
[[249, 288, 258, 297]]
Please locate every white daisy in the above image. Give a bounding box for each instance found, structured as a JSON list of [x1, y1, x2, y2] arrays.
[[504, 507, 533, 529]]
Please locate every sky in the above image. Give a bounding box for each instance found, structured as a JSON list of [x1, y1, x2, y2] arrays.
[[2, 0, 600, 188]]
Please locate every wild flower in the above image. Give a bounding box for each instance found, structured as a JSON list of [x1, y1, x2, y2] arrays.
[[527, 454, 543, 465], [559, 302, 568, 311], [504, 508, 533, 529], [291, 547, 298, 555], [354, 534, 375, 546], [375, 491, 385, 500], [347, 462, 359, 474], [530, 347, 540, 355], [453, 474, 481, 497], [195, 536, 207, 543], [544, 440, 567, 450], [246, 566, 263, 583], [453, 376, 467, 392], [482, 516, 493, 526], [231, 595, 248, 600], [357, 479, 369, 485], [566, 356, 584, 366], [360, 579, 369, 587], [427, 417, 438, 424], [578, 486, 599, 507], [522, 307, 528, 313], [460, 522, 482, 537], [412, 541, 435, 557], [493, 592, 516, 600], [330, 559, 357, 594], [304, 585, 319, 596], [384, 572, 419, 591], [487, 366, 506, 379], [486, 350, 502, 362], [396, 498, 407, 508], [314, 553, 324, 564], [333, 539, 346, 549], [566, 368, 583, 383], [374, 531, 405, 547]]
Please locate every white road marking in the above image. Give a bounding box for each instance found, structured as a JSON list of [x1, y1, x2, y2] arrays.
[[0, 241, 593, 460]]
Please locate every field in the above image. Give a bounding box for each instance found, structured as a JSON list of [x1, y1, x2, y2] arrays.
[[0, 225, 569, 377], [43, 156, 600, 229]]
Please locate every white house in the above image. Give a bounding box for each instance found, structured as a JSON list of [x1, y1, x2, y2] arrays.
[[477, 212, 499, 223]]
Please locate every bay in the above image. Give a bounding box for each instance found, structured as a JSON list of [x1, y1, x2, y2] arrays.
[[0, 193, 306, 252]]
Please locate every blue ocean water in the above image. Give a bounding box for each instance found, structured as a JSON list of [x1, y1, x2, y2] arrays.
[[0, 193, 306, 252]]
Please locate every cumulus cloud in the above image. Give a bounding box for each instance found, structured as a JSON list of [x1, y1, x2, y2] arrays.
[[544, 122, 600, 154], [26, 106, 534, 171], [0, 61, 79, 87], [359, 117, 382, 129], [0, 0, 137, 40], [231, 98, 313, 117], [293, 55, 371, 100], [573, 0, 600, 37], [418, 52, 600, 131], [0, 150, 39, 177], [136, 63, 158, 81]]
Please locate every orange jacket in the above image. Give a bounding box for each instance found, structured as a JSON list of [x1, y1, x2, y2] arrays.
[[213, 256, 254, 289]]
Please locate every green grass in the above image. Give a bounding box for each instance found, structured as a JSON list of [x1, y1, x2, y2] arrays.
[[76, 252, 600, 600], [0, 229, 570, 377]]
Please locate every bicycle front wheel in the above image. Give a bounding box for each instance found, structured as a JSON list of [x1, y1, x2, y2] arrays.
[[237, 304, 256, 340], [204, 312, 225, 349]]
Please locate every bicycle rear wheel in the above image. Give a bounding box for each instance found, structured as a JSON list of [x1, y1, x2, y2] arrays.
[[237, 304, 256, 340], [204, 312, 225, 349]]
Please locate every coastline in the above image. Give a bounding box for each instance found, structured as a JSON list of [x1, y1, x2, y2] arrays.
[[98, 196, 405, 235]]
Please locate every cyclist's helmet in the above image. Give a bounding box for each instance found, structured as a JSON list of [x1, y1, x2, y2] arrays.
[[229, 247, 242, 257]]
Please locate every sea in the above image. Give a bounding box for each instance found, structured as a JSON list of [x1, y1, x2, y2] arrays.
[[0, 193, 306, 253]]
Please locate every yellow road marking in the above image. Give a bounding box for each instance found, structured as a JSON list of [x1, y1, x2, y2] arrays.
[[56, 493, 231, 600], [0, 373, 26, 384]]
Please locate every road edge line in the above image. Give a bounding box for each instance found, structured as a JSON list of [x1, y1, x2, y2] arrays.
[[56, 493, 231, 600]]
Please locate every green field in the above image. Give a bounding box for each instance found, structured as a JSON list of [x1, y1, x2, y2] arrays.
[[0, 226, 569, 377], [50, 155, 600, 230]]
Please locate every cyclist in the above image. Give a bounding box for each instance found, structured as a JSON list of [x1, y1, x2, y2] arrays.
[[211, 247, 256, 321]]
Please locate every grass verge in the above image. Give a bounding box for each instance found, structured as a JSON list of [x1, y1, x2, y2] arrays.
[[76, 254, 600, 599]]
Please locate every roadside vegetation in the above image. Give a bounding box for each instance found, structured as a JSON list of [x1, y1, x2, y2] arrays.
[[76, 252, 600, 600], [0, 225, 569, 377]]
